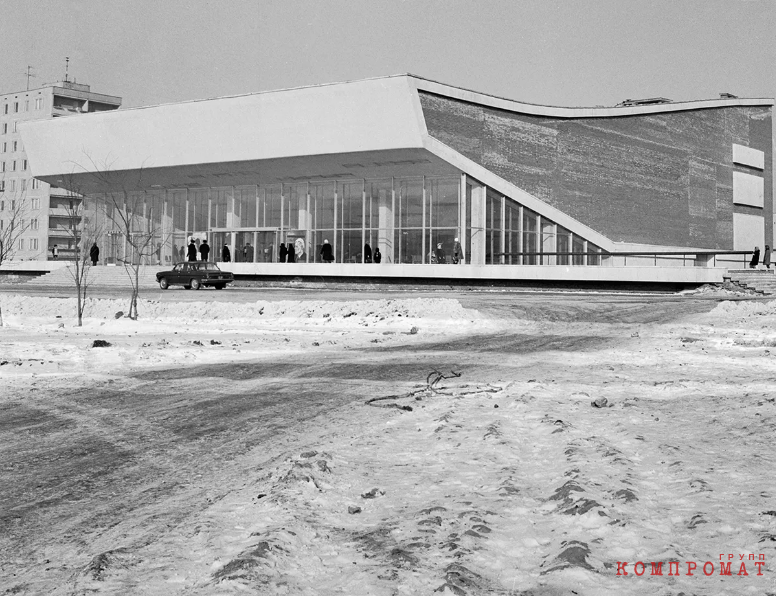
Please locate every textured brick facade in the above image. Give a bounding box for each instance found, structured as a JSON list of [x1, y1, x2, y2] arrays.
[[420, 92, 773, 249]]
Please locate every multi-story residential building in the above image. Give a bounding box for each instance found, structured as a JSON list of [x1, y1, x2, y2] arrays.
[[0, 80, 121, 261]]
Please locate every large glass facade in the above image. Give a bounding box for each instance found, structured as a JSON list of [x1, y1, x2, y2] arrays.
[[89, 173, 604, 266]]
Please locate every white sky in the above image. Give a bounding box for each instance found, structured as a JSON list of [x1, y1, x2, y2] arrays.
[[0, 0, 774, 109]]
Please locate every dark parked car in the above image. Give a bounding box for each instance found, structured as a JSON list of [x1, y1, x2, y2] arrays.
[[156, 261, 234, 290]]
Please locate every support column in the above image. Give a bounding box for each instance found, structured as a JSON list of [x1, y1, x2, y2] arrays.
[[469, 181, 486, 266], [377, 180, 394, 263], [459, 173, 466, 264]]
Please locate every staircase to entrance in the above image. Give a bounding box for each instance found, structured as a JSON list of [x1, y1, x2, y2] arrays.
[[21, 264, 160, 290], [724, 269, 776, 295]]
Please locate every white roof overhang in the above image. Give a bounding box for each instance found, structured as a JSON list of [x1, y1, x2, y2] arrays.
[[20, 76, 430, 192]]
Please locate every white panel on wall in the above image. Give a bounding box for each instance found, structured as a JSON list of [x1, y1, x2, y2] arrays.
[[733, 144, 765, 170], [733, 171, 764, 208], [733, 212, 765, 251]]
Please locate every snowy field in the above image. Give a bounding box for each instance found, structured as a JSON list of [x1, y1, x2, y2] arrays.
[[1, 290, 774, 595]]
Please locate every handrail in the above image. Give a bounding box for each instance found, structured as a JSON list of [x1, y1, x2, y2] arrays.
[[494, 250, 758, 268], [496, 250, 755, 256]]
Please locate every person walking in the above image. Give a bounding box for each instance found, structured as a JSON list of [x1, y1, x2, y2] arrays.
[[763, 245, 771, 270], [287, 244, 296, 263], [179, 245, 185, 261], [320, 239, 334, 263], [363, 243, 372, 263], [750, 246, 760, 269], [373, 247, 382, 263], [187, 239, 198, 262], [89, 242, 100, 266], [279, 243, 288, 263], [199, 239, 210, 261], [453, 238, 462, 264], [222, 244, 231, 262]]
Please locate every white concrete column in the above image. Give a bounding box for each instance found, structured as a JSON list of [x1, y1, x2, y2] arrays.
[[469, 181, 486, 266], [378, 180, 394, 263]]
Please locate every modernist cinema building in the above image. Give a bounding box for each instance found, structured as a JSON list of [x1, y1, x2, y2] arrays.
[[20, 75, 774, 285]]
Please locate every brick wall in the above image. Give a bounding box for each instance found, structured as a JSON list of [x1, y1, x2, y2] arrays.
[[420, 92, 773, 249]]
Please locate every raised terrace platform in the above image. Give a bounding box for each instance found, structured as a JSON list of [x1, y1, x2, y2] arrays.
[[0, 261, 734, 293]]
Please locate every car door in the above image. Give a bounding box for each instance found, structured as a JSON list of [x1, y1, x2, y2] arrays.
[[170, 263, 185, 285]]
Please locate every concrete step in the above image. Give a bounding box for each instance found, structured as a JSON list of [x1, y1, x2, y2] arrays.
[[23, 265, 161, 289]]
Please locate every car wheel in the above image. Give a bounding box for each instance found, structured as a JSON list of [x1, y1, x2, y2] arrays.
[[159, 278, 169, 290], [191, 278, 201, 290], [215, 284, 224, 290]]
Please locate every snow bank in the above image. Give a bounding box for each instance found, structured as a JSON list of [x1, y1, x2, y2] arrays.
[[0, 295, 478, 327], [710, 298, 776, 318]]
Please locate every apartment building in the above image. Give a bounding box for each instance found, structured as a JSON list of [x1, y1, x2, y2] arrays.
[[0, 80, 121, 261]]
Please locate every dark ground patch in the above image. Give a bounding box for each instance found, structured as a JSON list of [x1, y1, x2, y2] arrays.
[[372, 333, 611, 354]]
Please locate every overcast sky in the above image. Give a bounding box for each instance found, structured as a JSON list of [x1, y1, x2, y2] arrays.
[[1, 0, 774, 109]]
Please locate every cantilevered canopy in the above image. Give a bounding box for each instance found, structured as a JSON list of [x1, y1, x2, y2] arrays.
[[20, 76, 432, 194]]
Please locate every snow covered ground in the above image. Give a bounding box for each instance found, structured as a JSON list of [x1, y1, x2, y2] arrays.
[[1, 291, 774, 595]]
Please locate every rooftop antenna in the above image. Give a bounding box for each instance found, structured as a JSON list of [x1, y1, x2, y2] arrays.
[[23, 66, 37, 91], [64, 57, 70, 83]]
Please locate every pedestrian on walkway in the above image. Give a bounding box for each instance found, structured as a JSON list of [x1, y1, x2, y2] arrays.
[[750, 246, 760, 269], [89, 242, 100, 266], [187, 240, 197, 262], [199, 239, 210, 261], [763, 245, 771, 270]]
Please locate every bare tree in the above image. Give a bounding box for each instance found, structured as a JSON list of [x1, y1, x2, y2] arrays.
[[74, 159, 168, 320], [55, 174, 103, 326], [0, 185, 31, 326]]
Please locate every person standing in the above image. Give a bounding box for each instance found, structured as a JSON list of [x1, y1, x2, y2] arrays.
[[179, 245, 185, 262], [287, 244, 296, 263], [320, 239, 334, 263], [200, 239, 210, 261], [750, 246, 760, 269], [373, 247, 382, 263], [364, 243, 372, 263], [52, 245, 59, 260], [243, 242, 254, 263], [279, 243, 288, 263], [187, 239, 197, 262], [89, 242, 100, 266], [453, 238, 462, 264], [222, 244, 231, 262], [763, 245, 771, 270], [435, 242, 446, 264]]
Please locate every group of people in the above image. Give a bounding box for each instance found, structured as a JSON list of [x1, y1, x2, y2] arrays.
[[179, 239, 210, 262], [173, 238, 465, 265], [749, 245, 772, 269], [430, 238, 463, 264]]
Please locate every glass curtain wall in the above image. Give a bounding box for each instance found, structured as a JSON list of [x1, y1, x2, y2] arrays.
[[338, 180, 363, 263], [395, 178, 423, 264], [426, 177, 459, 264], [485, 189, 502, 264], [88, 174, 605, 267], [504, 201, 521, 265], [365, 179, 392, 263], [170, 189, 186, 263]]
